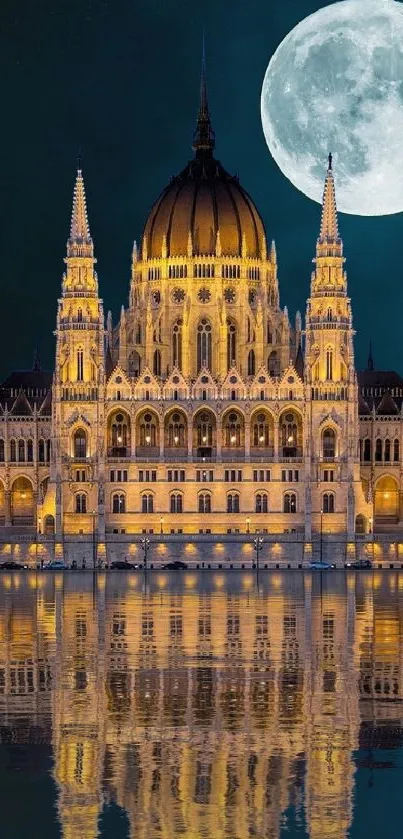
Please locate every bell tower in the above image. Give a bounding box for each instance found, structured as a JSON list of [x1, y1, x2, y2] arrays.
[[304, 156, 361, 546], [52, 165, 106, 552]]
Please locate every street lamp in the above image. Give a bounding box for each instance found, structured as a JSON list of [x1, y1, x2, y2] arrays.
[[141, 536, 150, 571], [246, 517, 250, 534], [253, 536, 264, 573]]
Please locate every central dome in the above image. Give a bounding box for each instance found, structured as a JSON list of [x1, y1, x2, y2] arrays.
[[142, 58, 266, 260]]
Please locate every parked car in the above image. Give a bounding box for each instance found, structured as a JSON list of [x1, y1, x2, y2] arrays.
[[161, 560, 188, 570], [110, 560, 139, 570], [345, 559, 373, 570], [0, 561, 27, 570], [43, 560, 66, 570], [309, 561, 336, 570]]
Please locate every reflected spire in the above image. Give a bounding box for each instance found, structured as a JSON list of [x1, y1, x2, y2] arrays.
[[192, 34, 215, 155]]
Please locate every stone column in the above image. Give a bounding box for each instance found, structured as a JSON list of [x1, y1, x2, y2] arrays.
[[4, 490, 11, 527]]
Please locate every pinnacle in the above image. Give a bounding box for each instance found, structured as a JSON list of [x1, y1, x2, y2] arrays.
[[68, 165, 93, 257], [192, 36, 215, 155], [319, 154, 339, 242]]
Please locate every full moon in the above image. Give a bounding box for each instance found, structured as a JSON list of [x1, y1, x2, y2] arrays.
[[261, 0, 403, 216]]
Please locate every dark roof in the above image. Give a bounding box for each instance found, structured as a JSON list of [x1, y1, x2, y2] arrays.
[[0, 369, 52, 413], [295, 343, 304, 379], [357, 369, 403, 414]]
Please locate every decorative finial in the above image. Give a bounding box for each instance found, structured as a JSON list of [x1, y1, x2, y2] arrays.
[[328, 151, 332, 171], [192, 34, 215, 155], [67, 164, 93, 257]]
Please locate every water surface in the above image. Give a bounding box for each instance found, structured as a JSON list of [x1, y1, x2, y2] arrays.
[[0, 569, 402, 838]]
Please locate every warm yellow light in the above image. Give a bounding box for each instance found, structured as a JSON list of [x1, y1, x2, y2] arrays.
[[230, 435, 236, 444], [384, 492, 389, 499], [174, 436, 179, 444], [117, 435, 122, 443], [287, 435, 293, 444], [21, 492, 26, 499], [145, 435, 151, 444], [259, 435, 265, 443], [202, 435, 207, 443]]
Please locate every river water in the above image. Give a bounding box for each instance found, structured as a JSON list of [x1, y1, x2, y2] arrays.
[[0, 569, 402, 838]]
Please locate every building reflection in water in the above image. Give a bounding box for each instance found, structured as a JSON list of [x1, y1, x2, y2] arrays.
[[0, 571, 402, 838]]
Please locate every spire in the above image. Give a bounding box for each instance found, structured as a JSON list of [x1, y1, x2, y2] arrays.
[[33, 347, 41, 372], [67, 164, 93, 258], [317, 153, 342, 256], [367, 340, 374, 372], [192, 35, 215, 155]]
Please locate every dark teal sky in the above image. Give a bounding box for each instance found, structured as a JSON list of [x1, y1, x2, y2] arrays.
[[1, 0, 401, 377]]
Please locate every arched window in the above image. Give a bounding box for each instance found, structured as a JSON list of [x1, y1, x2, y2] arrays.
[[27, 440, 33, 462], [197, 319, 212, 372], [46, 440, 51, 462], [38, 439, 45, 463], [224, 412, 242, 447], [363, 439, 371, 461], [77, 308, 83, 322], [141, 493, 154, 513], [384, 439, 391, 462], [284, 493, 297, 513], [170, 493, 183, 513], [326, 348, 333, 381], [226, 319, 236, 370], [172, 319, 182, 369], [196, 412, 214, 447], [323, 492, 335, 513], [167, 413, 186, 447], [112, 493, 126, 513], [0, 439, 4, 461], [322, 428, 336, 459], [248, 349, 255, 377], [227, 493, 240, 513], [280, 412, 300, 455], [375, 439, 382, 462], [268, 350, 279, 377], [153, 349, 161, 377], [9, 440, 16, 462], [198, 493, 211, 513], [135, 323, 142, 344], [74, 429, 87, 459], [252, 413, 270, 447], [128, 350, 141, 377], [267, 320, 273, 344], [256, 493, 268, 513], [18, 439, 25, 462], [77, 348, 84, 381], [75, 493, 87, 513], [394, 439, 400, 462], [139, 412, 157, 447]]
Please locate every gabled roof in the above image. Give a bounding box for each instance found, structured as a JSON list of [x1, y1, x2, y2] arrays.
[[377, 390, 398, 415], [0, 369, 52, 410], [358, 368, 403, 413], [11, 390, 32, 416]]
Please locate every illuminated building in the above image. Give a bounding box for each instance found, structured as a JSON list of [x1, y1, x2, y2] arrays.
[[1, 59, 402, 560]]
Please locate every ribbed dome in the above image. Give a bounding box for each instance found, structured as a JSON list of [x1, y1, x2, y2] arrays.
[[142, 52, 266, 260], [143, 156, 266, 259]]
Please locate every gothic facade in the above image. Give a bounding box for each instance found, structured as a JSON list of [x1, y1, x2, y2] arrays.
[[0, 69, 402, 559]]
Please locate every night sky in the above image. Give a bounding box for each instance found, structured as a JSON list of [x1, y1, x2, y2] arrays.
[[1, 0, 401, 379]]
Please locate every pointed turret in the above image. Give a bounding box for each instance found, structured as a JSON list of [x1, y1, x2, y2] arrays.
[[192, 36, 215, 155], [367, 340, 374, 372], [67, 165, 93, 258], [317, 153, 342, 258]]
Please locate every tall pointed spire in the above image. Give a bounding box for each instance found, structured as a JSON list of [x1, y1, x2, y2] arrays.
[[367, 340, 374, 372], [317, 153, 342, 258], [67, 164, 93, 257], [192, 35, 215, 155]]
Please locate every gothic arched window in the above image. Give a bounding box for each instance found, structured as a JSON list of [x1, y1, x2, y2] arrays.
[[196, 412, 214, 447], [283, 492, 297, 513], [375, 438, 382, 462], [322, 427, 336, 459], [172, 319, 182, 369], [197, 320, 212, 372], [363, 439, 371, 461], [74, 429, 87, 459], [253, 413, 270, 447], [224, 412, 242, 447], [226, 319, 236, 370], [75, 493, 87, 513], [141, 493, 154, 513], [167, 412, 186, 447], [38, 439, 45, 463], [255, 493, 268, 513], [0, 439, 4, 461], [112, 492, 126, 513], [248, 349, 255, 377], [9, 440, 16, 462], [139, 412, 157, 447], [77, 348, 84, 381], [18, 439, 25, 462], [385, 439, 391, 462], [323, 492, 335, 513], [394, 439, 400, 462], [27, 440, 33, 462], [153, 349, 161, 377], [227, 493, 240, 513], [170, 493, 183, 513], [198, 492, 211, 513]]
